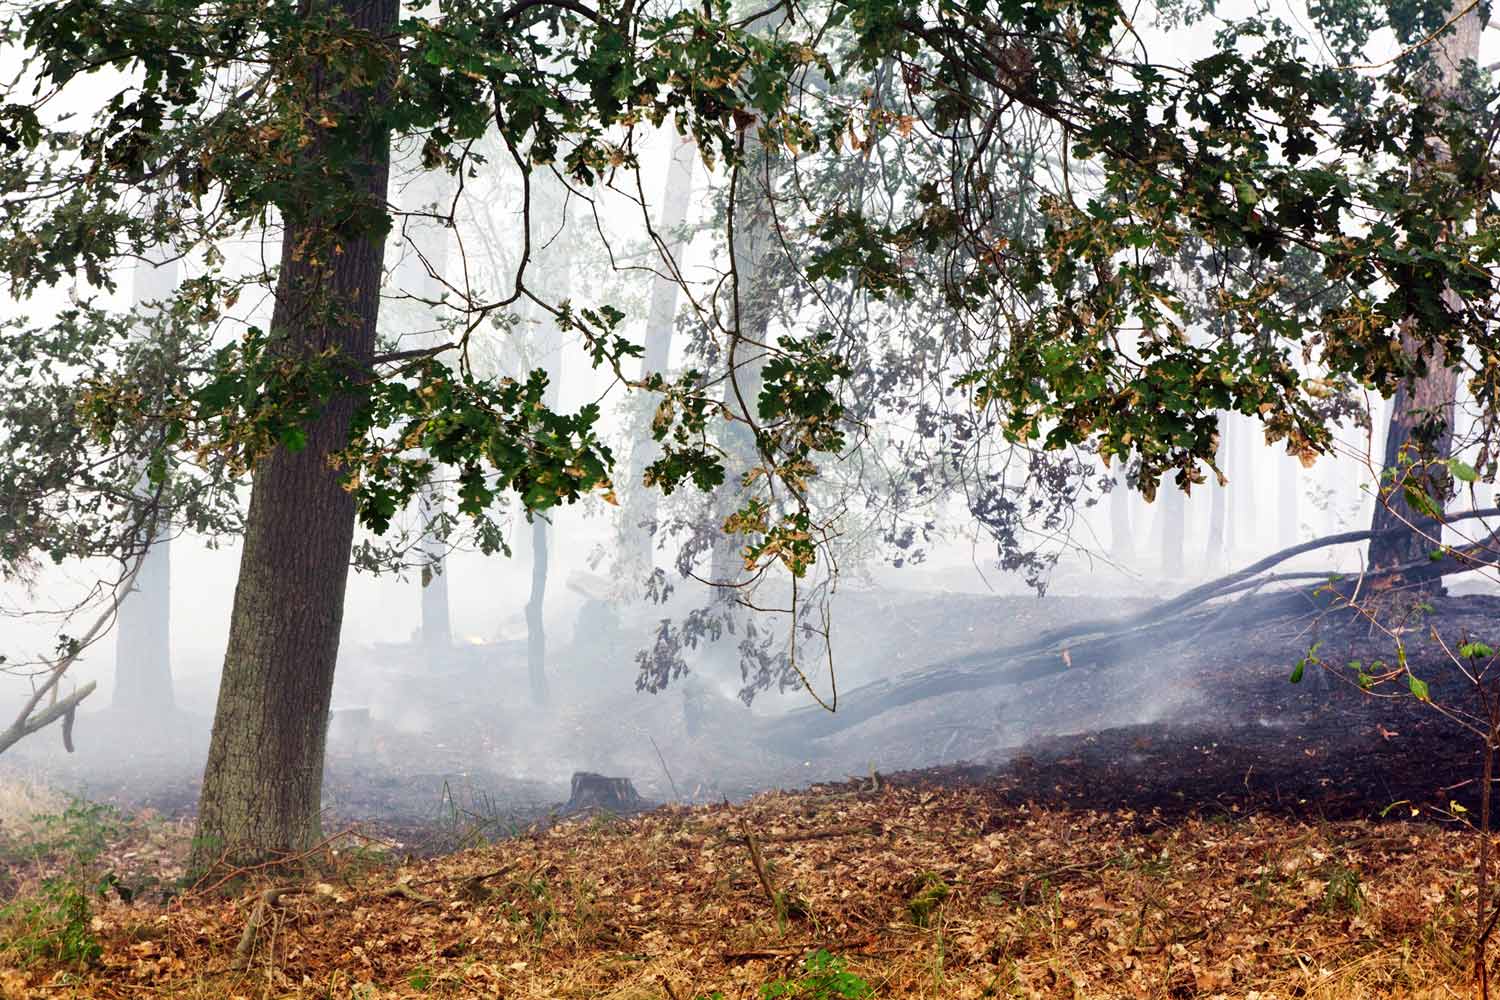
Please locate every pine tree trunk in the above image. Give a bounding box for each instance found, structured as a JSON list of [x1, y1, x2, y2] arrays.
[[623, 133, 696, 576], [1366, 0, 1479, 575], [192, 0, 396, 870], [113, 256, 178, 716]]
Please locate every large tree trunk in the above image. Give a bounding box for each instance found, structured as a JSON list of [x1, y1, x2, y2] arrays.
[[1366, 0, 1479, 576], [192, 0, 396, 870], [112, 255, 178, 716], [622, 133, 697, 577]]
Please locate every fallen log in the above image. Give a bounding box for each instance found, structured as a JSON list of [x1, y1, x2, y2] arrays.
[[756, 512, 1500, 752]]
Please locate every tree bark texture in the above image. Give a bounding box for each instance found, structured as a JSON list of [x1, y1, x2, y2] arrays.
[[1366, 0, 1479, 574], [193, 0, 397, 870], [113, 256, 178, 715]]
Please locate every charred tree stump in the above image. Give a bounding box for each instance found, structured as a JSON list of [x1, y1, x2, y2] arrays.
[[565, 772, 643, 814]]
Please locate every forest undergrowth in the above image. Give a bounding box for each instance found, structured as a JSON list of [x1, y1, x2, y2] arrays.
[[0, 769, 1486, 999]]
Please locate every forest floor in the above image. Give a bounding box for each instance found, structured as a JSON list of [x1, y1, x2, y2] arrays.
[[0, 763, 1487, 999], [2, 586, 1498, 996]]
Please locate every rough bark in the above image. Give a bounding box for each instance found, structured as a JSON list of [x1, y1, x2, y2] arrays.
[[564, 772, 643, 814], [192, 0, 396, 870], [1366, 0, 1480, 575], [112, 256, 178, 716], [622, 133, 697, 576]]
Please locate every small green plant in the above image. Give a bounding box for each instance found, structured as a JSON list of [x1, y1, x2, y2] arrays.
[[24, 799, 123, 864], [408, 965, 434, 991], [906, 872, 951, 927], [760, 950, 872, 999], [1321, 863, 1364, 915], [0, 875, 103, 967]]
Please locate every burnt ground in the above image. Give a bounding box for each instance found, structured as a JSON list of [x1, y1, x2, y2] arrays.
[[2, 588, 1496, 851], [855, 591, 1499, 825]]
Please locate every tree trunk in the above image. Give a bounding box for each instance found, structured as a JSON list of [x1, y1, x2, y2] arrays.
[[112, 256, 178, 716], [1159, 483, 1185, 578], [1109, 466, 1133, 563], [419, 484, 452, 659], [623, 133, 697, 577], [192, 0, 396, 870], [527, 516, 550, 705], [1206, 414, 1229, 566], [522, 174, 570, 707], [708, 118, 781, 590], [397, 159, 456, 662], [1366, 0, 1479, 576], [1279, 454, 1300, 549]]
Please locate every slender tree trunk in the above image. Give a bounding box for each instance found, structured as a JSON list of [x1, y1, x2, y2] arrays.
[[527, 517, 549, 704], [192, 0, 396, 870], [623, 133, 696, 576], [708, 133, 780, 589], [1367, 0, 1479, 575], [1109, 466, 1133, 563], [419, 485, 451, 658], [396, 158, 456, 661], [1206, 413, 1230, 566], [522, 174, 570, 707], [1279, 455, 1300, 548], [113, 256, 178, 716], [1159, 483, 1185, 578]]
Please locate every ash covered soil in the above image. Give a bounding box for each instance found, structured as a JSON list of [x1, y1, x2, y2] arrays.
[[2, 588, 1494, 851]]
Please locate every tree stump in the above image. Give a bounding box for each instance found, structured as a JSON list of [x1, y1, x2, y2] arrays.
[[565, 772, 643, 814]]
